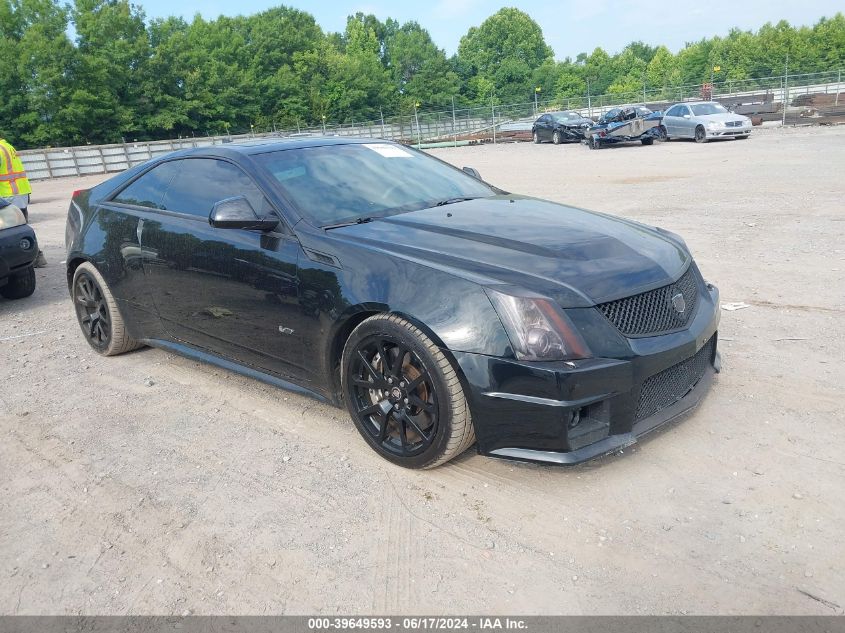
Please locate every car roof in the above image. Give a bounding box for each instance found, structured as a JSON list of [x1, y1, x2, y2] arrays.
[[170, 136, 392, 159]]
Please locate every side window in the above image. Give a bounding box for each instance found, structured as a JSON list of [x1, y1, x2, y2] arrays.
[[665, 105, 679, 117], [112, 161, 180, 209], [678, 106, 690, 117], [162, 158, 273, 218]]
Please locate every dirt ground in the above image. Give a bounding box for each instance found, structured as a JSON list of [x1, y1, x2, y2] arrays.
[[1, 126, 843, 616]]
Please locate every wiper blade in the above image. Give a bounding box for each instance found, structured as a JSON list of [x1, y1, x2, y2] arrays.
[[433, 196, 480, 207], [322, 217, 375, 230]]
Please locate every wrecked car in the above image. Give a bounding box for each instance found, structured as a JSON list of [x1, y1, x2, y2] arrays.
[[65, 138, 720, 468], [532, 111, 594, 144], [585, 105, 665, 149]]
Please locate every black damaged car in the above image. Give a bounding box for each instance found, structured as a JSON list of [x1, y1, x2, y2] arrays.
[[0, 199, 37, 300], [65, 138, 720, 468], [532, 110, 594, 144]]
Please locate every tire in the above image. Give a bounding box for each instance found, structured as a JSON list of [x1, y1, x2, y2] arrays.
[[341, 314, 474, 469], [72, 261, 142, 356], [641, 137, 654, 145], [552, 130, 561, 145], [532, 131, 541, 144], [0, 265, 36, 299], [695, 126, 708, 143]]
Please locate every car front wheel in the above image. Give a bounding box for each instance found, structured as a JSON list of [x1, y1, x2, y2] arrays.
[[695, 126, 708, 143], [342, 314, 475, 469], [72, 262, 142, 356], [0, 265, 36, 299], [552, 130, 562, 145]]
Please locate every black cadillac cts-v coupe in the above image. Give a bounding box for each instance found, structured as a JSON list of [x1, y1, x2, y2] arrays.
[[65, 138, 720, 468]]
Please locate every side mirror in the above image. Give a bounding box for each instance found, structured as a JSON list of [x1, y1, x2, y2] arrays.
[[209, 196, 278, 231], [462, 166, 482, 180]]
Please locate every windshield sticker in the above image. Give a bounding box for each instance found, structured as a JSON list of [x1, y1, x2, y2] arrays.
[[363, 143, 414, 158]]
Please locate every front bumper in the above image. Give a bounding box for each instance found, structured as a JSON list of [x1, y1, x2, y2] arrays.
[[453, 280, 721, 465], [0, 224, 38, 286], [706, 126, 751, 138]]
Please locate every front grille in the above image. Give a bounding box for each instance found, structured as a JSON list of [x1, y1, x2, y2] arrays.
[[725, 120, 743, 127], [597, 267, 699, 337], [635, 336, 715, 421]]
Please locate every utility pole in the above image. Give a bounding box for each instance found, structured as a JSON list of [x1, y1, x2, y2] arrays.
[[491, 90, 496, 144], [413, 102, 421, 148], [451, 96, 457, 147], [321, 115, 326, 135], [586, 77, 592, 118], [534, 86, 541, 114], [782, 53, 789, 126], [380, 108, 385, 139], [642, 70, 647, 104]]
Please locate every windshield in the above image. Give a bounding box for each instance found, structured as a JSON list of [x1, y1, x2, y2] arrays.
[[255, 143, 495, 227], [691, 103, 728, 116], [551, 112, 582, 122]]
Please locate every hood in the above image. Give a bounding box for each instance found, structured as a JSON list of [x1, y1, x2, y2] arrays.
[[326, 196, 690, 307], [696, 112, 749, 123], [556, 118, 593, 127]]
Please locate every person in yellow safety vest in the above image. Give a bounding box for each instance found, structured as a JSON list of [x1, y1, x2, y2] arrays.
[[1, 137, 46, 267], [0, 137, 32, 217]]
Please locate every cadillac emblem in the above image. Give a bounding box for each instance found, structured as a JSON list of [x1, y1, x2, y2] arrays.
[[671, 292, 686, 314]]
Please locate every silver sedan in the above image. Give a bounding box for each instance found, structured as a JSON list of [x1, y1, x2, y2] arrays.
[[663, 101, 752, 142]]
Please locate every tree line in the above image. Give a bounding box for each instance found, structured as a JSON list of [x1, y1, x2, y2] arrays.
[[1, 1, 843, 148]]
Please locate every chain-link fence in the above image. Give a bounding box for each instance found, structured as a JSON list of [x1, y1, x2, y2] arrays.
[[18, 69, 844, 181]]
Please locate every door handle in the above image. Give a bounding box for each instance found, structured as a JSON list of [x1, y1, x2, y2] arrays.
[[137, 218, 145, 245]]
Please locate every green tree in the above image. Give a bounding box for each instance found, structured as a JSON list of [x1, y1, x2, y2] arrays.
[[457, 7, 553, 103], [65, 0, 150, 143]]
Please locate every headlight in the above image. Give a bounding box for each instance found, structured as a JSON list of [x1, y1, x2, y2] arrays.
[[707, 121, 721, 129], [485, 287, 591, 361], [0, 203, 26, 230]]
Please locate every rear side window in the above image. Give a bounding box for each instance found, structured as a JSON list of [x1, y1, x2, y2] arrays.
[[112, 161, 180, 209], [161, 158, 273, 218]]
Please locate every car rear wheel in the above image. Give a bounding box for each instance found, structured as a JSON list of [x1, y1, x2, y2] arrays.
[[342, 314, 475, 469], [695, 126, 708, 143], [532, 131, 541, 144], [552, 130, 562, 145], [72, 262, 142, 356], [0, 265, 36, 300]]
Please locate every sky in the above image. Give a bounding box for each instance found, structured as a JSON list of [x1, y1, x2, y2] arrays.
[[136, 0, 842, 59]]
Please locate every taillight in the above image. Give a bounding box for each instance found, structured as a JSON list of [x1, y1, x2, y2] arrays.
[[72, 189, 85, 198]]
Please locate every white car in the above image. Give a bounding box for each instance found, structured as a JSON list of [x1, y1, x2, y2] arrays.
[[663, 101, 752, 142]]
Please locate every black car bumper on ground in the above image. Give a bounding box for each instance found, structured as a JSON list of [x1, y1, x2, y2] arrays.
[[0, 224, 38, 287], [454, 279, 720, 465]]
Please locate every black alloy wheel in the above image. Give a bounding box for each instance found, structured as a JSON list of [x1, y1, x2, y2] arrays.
[[695, 126, 708, 143], [74, 271, 112, 351], [342, 314, 474, 468], [72, 262, 141, 356]]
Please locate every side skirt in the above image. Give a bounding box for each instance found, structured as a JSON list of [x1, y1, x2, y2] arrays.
[[139, 338, 333, 405]]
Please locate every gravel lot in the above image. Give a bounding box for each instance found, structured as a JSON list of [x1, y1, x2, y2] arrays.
[[1, 126, 843, 615]]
